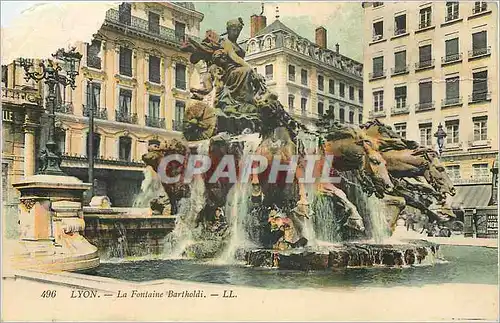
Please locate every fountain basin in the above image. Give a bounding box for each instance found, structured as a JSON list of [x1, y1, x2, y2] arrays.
[[244, 240, 440, 270]]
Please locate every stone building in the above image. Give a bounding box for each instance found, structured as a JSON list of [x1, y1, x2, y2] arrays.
[[362, 1, 498, 213], [1, 2, 204, 207], [241, 14, 364, 129]]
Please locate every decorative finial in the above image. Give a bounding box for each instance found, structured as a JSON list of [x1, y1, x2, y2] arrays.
[[275, 5, 280, 19]]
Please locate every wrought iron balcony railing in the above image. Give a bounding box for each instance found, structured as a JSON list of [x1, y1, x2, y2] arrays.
[[172, 119, 184, 131], [442, 53, 462, 64], [415, 59, 434, 70], [1, 87, 41, 105], [391, 65, 409, 75], [86, 56, 102, 70], [468, 47, 491, 58], [145, 115, 165, 128], [468, 91, 491, 103], [442, 97, 462, 107], [369, 70, 385, 80], [415, 101, 435, 111], [55, 102, 74, 114], [83, 104, 108, 120], [472, 3, 488, 14], [115, 110, 138, 124]]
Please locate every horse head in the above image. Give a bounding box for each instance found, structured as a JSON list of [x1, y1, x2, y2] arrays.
[[421, 150, 456, 199], [355, 138, 394, 197]]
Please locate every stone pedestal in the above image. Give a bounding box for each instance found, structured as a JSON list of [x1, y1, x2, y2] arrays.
[[9, 175, 99, 272]]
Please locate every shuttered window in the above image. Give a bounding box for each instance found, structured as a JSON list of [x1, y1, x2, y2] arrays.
[[472, 71, 488, 101], [472, 31, 487, 50], [419, 81, 432, 104], [175, 64, 187, 89], [318, 75, 324, 91], [445, 76, 460, 100], [394, 50, 406, 72], [329, 79, 335, 94], [339, 83, 345, 97], [373, 56, 384, 73], [445, 38, 459, 61], [119, 47, 132, 76], [149, 56, 161, 83], [419, 45, 431, 63]]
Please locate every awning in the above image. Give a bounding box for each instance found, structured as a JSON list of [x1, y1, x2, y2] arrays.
[[450, 184, 492, 209], [1, 2, 120, 64]]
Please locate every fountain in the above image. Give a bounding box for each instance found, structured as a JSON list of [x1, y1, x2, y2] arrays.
[[137, 19, 460, 270]]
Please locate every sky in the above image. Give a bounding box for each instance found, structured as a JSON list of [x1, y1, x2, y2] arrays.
[[0, 1, 363, 61]]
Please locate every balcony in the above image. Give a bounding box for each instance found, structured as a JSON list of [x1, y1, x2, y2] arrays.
[[62, 153, 145, 168], [441, 53, 462, 65], [468, 91, 491, 104], [369, 110, 386, 118], [1, 87, 41, 105], [172, 120, 184, 131], [83, 105, 108, 120], [145, 115, 165, 128], [391, 65, 409, 76], [468, 47, 491, 60], [441, 97, 463, 107], [452, 177, 491, 185], [415, 101, 435, 112], [415, 59, 435, 71], [369, 70, 386, 81], [468, 138, 491, 148], [115, 110, 138, 124], [55, 102, 74, 114], [391, 103, 409, 116], [86, 56, 102, 70], [104, 9, 189, 45]]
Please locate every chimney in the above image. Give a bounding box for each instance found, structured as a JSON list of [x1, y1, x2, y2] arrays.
[[315, 26, 327, 49], [250, 14, 267, 38], [335, 43, 340, 53]]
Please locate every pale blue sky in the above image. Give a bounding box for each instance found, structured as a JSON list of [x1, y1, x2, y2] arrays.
[[1, 1, 363, 61]]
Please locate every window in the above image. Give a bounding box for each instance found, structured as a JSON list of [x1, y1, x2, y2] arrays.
[[265, 64, 273, 80], [148, 12, 160, 34], [1, 65, 7, 87], [473, 117, 487, 141], [394, 50, 407, 73], [87, 82, 100, 109], [118, 136, 132, 161], [288, 65, 295, 81], [373, 21, 383, 40], [148, 95, 160, 121], [175, 64, 186, 90], [349, 111, 354, 124], [419, 7, 432, 28], [174, 101, 185, 131], [445, 76, 460, 104], [349, 86, 355, 100], [86, 39, 101, 69], [119, 47, 132, 76], [472, 31, 488, 56], [373, 2, 383, 7], [175, 22, 186, 41], [394, 123, 407, 138], [318, 102, 324, 116], [149, 55, 161, 83], [444, 38, 460, 62], [301, 69, 308, 85], [358, 113, 363, 125], [86, 133, 101, 158], [473, 164, 489, 180], [118, 2, 131, 25], [118, 88, 132, 118], [372, 56, 384, 77], [318, 75, 324, 91], [419, 124, 432, 147], [359, 89, 363, 103], [446, 2, 459, 21], [419, 81, 432, 104], [339, 82, 345, 97], [418, 44, 432, 68], [288, 94, 295, 112], [339, 107, 345, 123], [329, 79, 335, 94], [473, 1, 488, 14], [445, 120, 459, 144], [328, 105, 334, 119], [394, 86, 407, 109], [446, 165, 460, 180], [394, 14, 406, 35], [373, 90, 384, 112], [472, 70, 488, 101], [301, 98, 307, 115]]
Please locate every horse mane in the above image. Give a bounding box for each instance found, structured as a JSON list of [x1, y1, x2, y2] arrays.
[[325, 123, 362, 141]]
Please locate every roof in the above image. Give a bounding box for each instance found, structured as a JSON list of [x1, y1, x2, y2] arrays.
[[450, 184, 492, 209]]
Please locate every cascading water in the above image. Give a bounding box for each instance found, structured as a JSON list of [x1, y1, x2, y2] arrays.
[[365, 196, 390, 243], [133, 166, 166, 207]]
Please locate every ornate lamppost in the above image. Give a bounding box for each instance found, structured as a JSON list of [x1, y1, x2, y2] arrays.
[[18, 47, 82, 175], [434, 123, 447, 156]]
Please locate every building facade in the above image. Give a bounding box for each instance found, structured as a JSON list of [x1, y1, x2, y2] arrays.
[[1, 2, 204, 207], [362, 1, 498, 211], [242, 15, 364, 129]]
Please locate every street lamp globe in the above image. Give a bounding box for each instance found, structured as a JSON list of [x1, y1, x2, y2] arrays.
[[434, 123, 447, 155]]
